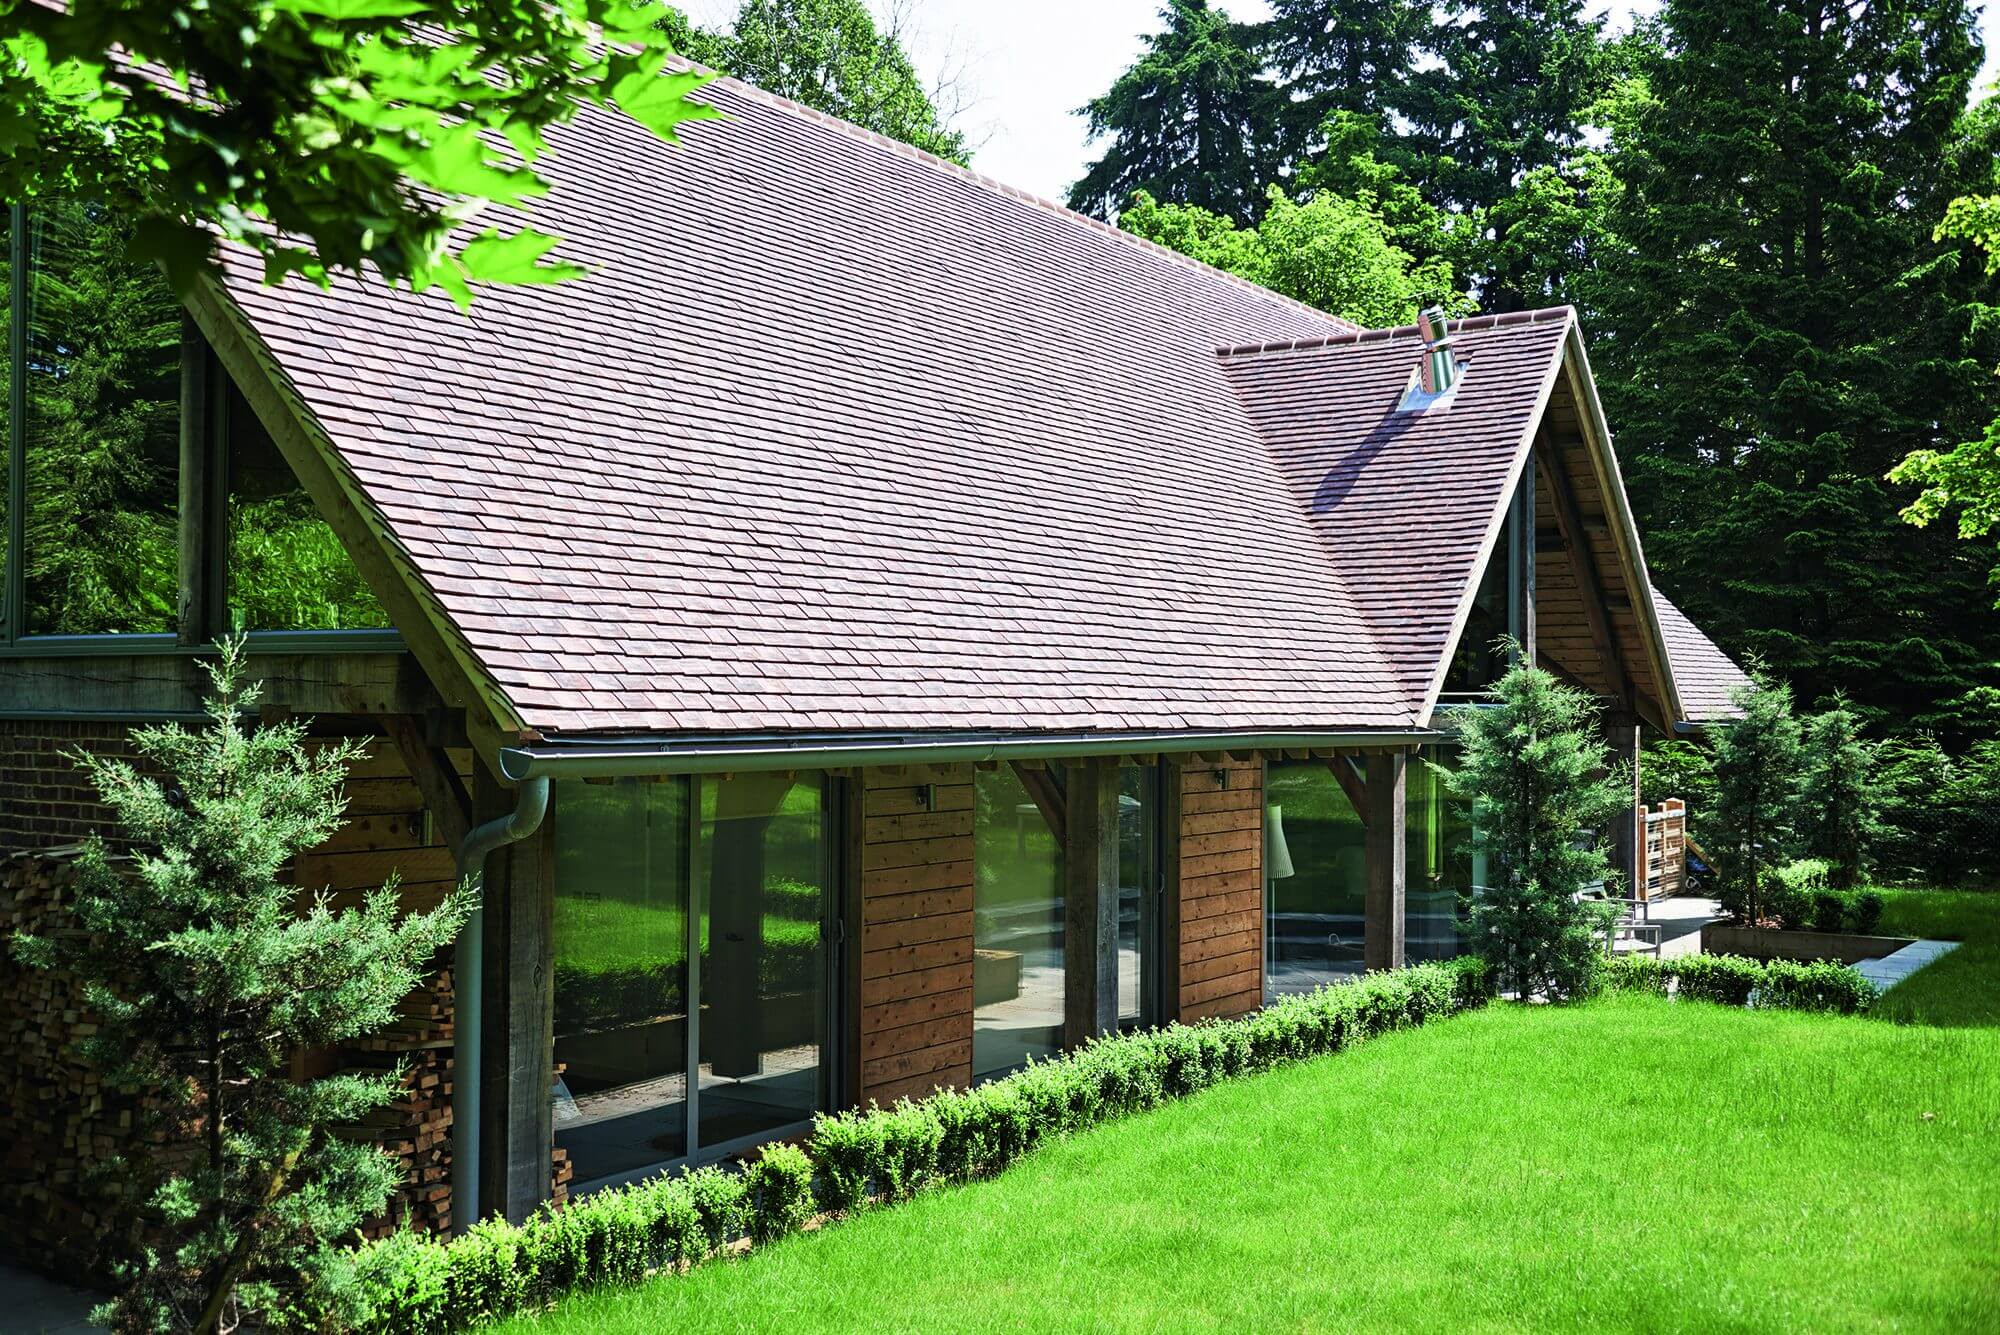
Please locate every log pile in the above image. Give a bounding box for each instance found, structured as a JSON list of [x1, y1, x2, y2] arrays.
[[0, 848, 150, 1281], [4, 847, 573, 1273]]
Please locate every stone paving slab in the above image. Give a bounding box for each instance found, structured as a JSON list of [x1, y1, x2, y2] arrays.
[[0, 1256, 102, 1333], [1854, 939, 1960, 992]]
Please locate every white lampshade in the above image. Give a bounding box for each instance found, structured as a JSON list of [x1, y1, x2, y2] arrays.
[[1265, 803, 1296, 880]]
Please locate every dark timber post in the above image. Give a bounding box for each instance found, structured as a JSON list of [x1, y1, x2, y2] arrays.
[[474, 760, 555, 1224], [1063, 759, 1121, 1046], [1362, 751, 1407, 971], [1607, 714, 1643, 895]]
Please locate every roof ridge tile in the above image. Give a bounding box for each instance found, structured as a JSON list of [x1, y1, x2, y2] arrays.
[[1214, 304, 1576, 360]]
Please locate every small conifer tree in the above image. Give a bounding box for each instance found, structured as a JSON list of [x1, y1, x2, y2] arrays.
[[1705, 671, 1806, 922], [1440, 653, 1630, 1002], [1800, 695, 1881, 890], [10, 639, 472, 1333]]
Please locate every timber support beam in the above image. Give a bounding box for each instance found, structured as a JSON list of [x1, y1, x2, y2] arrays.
[[1362, 751, 1407, 971], [1062, 759, 1120, 1047]]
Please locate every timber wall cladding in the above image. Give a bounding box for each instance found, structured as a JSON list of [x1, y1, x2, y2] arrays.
[[1176, 757, 1264, 1022], [857, 763, 975, 1105]]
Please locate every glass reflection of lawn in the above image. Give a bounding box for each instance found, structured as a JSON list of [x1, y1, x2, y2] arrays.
[[553, 781, 825, 1036]]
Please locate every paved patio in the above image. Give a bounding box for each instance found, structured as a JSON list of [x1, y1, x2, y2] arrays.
[[0, 1255, 100, 1333], [1853, 938, 1962, 991]]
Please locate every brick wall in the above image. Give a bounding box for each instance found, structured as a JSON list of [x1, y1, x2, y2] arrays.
[[855, 764, 976, 1105], [1174, 757, 1265, 1022], [0, 719, 141, 851]]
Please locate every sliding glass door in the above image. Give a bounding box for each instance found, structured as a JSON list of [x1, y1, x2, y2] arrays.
[[1117, 764, 1163, 1029], [971, 766, 1065, 1082], [553, 774, 834, 1192], [1263, 760, 1368, 997]]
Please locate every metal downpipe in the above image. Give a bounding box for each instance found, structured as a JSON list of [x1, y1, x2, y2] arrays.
[[451, 775, 549, 1235]]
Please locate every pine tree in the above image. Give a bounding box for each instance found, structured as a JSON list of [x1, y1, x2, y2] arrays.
[[1068, 0, 1282, 223], [1705, 672, 1806, 922], [1593, 0, 2000, 735], [10, 640, 472, 1333], [1263, 0, 1424, 154], [1394, 0, 1612, 311], [1800, 695, 1882, 890], [1439, 655, 1630, 1002]]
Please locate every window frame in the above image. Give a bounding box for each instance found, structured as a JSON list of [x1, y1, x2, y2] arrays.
[[0, 203, 403, 657]]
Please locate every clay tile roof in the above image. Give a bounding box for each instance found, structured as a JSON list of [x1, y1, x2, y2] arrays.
[[1653, 587, 1751, 724], [1219, 310, 1574, 709], [217, 74, 1431, 737]]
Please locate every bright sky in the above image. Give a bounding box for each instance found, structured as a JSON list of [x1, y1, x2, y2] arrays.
[[680, 1, 2000, 204]]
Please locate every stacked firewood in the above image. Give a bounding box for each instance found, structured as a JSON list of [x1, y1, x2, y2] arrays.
[[0, 848, 149, 1280], [341, 968, 459, 1239]]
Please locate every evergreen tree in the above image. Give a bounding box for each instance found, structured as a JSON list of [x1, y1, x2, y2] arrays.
[[1263, 0, 1423, 153], [1394, 0, 1613, 311], [1800, 695, 1882, 890], [1705, 672, 1806, 922], [10, 641, 472, 1332], [1594, 0, 2000, 735], [1439, 655, 1629, 1002], [663, 0, 967, 163], [1069, 0, 1281, 223]]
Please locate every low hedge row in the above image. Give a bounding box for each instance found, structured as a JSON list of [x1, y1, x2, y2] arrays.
[[1601, 952, 1877, 1014], [304, 957, 1493, 1332]]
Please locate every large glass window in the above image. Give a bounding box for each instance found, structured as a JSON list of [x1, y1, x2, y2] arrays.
[[1117, 764, 1160, 1029], [1443, 467, 1535, 696], [225, 381, 389, 631], [552, 778, 691, 1187], [696, 773, 827, 1149], [1264, 760, 1367, 997], [22, 201, 180, 635], [1406, 748, 1478, 962], [552, 774, 831, 1192], [972, 766, 1065, 1081]]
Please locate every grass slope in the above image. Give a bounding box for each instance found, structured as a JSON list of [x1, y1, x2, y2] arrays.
[[1872, 889, 2000, 1027], [503, 996, 2000, 1333]]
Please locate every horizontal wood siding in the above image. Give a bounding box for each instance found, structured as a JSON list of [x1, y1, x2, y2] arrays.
[[856, 764, 975, 1106], [1175, 757, 1263, 1022]]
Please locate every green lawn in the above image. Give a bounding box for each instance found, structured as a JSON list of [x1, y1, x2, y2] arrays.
[[502, 994, 2000, 1333], [1872, 888, 2000, 1027]]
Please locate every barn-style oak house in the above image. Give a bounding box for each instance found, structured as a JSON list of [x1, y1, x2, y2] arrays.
[[0, 68, 1746, 1254]]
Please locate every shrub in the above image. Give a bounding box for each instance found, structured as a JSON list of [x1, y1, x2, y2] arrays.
[[743, 1144, 815, 1244], [1599, 952, 1667, 996], [1851, 891, 1885, 935], [684, 1165, 747, 1250], [805, 1108, 882, 1214], [1808, 889, 1847, 933], [1670, 954, 1766, 1006], [444, 1217, 530, 1330], [1759, 959, 1877, 1015], [1600, 952, 1874, 1015]]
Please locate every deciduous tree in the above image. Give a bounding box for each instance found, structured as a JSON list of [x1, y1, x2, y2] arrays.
[[0, 0, 723, 301]]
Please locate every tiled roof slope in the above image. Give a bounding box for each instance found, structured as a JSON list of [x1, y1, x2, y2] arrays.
[[1653, 587, 1751, 723], [218, 76, 1419, 736], [1220, 309, 1573, 709]]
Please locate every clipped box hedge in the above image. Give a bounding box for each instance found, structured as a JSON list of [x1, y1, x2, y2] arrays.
[[1601, 951, 1877, 1014], [300, 957, 1493, 1333]]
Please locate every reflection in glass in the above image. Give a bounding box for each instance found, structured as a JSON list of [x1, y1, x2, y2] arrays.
[[1, 206, 10, 632], [226, 381, 389, 630], [696, 773, 827, 1148], [972, 766, 1065, 1081], [23, 201, 180, 635], [1264, 760, 1367, 997], [1406, 748, 1476, 961], [552, 778, 691, 1188], [1117, 764, 1158, 1028], [1442, 504, 1514, 694]]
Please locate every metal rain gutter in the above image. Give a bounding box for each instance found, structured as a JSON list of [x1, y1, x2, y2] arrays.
[[451, 775, 549, 1235], [498, 728, 1440, 782]]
